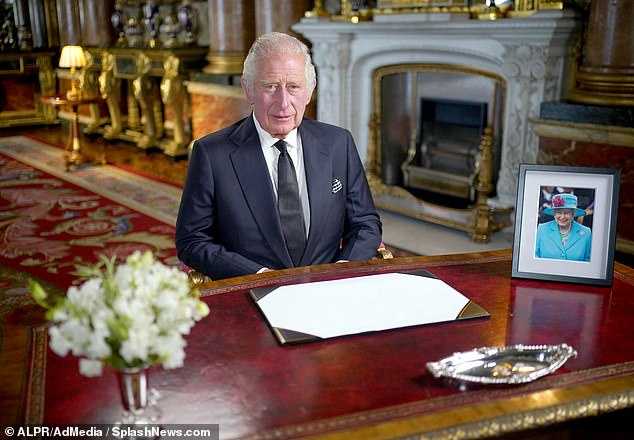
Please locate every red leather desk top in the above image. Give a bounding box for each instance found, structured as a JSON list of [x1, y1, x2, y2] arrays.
[[28, 250, 634, 439]]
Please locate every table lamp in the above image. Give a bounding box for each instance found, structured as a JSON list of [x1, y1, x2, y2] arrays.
[[59, 45, 86, 101]]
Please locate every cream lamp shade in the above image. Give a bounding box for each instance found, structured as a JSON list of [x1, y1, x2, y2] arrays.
[[59, 45, 87, 69], [59, 45, 86, 100]]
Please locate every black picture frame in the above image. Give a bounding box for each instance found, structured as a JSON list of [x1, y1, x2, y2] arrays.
[[511, 164, 620, 286]]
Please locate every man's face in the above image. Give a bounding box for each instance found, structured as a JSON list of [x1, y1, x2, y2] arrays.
[[554, 209, 573, 228], [242, 52, 314, 139]]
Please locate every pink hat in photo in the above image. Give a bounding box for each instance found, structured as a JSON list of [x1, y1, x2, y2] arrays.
[[543, 193, 587, 217]]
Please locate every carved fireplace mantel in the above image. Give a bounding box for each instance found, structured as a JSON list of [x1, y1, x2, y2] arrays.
[[294, 10, 581, 239]]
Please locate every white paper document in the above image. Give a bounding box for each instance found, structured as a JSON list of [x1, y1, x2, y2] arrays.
[[252, 272, 488, 343]]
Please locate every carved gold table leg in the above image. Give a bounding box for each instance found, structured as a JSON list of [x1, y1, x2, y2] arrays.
[[471, 126, 494, 242], [99, 52, 123, 139], [153, 97, 164, 140], [133, 53, 158, 149], [127, 84, 141, 130], [79, 51, 102, 134], [160, 55, 188, 157]]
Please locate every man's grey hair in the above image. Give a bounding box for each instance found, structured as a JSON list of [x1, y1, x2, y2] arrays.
[[242, 32, 316, 95]]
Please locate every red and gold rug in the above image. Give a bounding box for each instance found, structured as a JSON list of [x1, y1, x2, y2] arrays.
[[0, 135, 183, 315]]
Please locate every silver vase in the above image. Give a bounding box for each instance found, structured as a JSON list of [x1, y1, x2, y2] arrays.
[[116, 367, 161, 425]]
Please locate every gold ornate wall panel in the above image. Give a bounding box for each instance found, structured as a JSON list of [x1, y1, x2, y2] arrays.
[[0, 52, 56, 128], [309, 0, 567, 20]]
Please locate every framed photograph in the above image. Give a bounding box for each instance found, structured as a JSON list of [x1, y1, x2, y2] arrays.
[[511, 164, 620, 286]]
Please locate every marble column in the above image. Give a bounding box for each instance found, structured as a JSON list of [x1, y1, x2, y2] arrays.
[[569, 0, 634, 106], [255, 0, 311, 37], [56, 0, 82, 46], [79, 0, 116, 47], [14, 0, 32, 50], [27, 0, 51, 48], [204, 0, 255, 74]]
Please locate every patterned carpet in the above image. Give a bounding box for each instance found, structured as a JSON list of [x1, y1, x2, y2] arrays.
[[0, 135, 182, 316]]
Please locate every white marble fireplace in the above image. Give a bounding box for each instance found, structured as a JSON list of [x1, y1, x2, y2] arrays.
[[294, 10, 580, 208]]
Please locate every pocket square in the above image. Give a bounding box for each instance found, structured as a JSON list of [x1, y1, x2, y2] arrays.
[[332, 178, 342, 194]]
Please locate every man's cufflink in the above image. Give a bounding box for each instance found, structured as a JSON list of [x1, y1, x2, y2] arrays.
[[332, 178, 342, 194]]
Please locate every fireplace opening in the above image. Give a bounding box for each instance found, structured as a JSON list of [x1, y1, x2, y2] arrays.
[[417, 98, 487, 176], [372, 64, 504, 209], [366, 63, 512, 241], [405, 97, 489, 206]]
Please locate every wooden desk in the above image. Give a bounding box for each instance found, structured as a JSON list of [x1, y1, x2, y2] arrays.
[[18, 250, 634, 438]]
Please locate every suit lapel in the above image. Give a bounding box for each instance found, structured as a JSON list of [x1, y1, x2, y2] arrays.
[[229, 118, 291, 265], [299, 123, 332, 265]]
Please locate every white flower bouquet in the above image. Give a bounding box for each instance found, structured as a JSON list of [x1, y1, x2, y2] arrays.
[[30, 250, 210, 377]]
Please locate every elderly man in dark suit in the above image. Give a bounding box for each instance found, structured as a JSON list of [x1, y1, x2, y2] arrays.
[[175, 32, 382, 280]]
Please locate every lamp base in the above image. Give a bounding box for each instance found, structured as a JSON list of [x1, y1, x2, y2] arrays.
[[66, 89, 81, 101]]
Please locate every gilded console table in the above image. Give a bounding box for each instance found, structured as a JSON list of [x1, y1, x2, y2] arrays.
[[86, 47, 207, 157], [0, 51, 56, 128]]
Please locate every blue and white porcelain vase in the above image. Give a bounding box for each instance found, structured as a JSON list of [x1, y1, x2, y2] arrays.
[[111, 3, 126, 46], [143, 1, 161, 48], [177, 0, 198, 46]]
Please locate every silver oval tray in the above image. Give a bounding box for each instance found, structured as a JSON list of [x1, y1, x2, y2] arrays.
[[427, 343, 577, 385]]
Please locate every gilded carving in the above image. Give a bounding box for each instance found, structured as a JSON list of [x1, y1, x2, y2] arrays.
[[160, 55, 188, 156], [99, 52, 123, 139], [77, 51, 101, 134], [133, 53, 158, 149], [315, 0, 565, 20], [421, 389, 634, 439], [24, 326, 47, 424]]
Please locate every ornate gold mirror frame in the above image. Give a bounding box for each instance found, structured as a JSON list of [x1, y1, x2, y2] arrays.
[[365, 63, 514, 242]]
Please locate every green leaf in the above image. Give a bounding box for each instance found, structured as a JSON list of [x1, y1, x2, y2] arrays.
[[27, 279, 59, 311]]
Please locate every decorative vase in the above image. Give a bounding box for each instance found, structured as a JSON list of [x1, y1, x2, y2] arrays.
[[177, 0, 198, 46], [125, 17, 144, 48], [160, 13, 181, 48], [116, 367, 161, 424], [111, 2, 126, 46], [143, 1, 161, 48]]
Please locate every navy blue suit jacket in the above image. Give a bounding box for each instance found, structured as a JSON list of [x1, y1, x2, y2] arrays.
[[175, 116, 382, 280]]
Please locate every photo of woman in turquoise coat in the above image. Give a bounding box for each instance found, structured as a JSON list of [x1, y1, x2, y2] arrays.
[[535, 193, 592, 262]]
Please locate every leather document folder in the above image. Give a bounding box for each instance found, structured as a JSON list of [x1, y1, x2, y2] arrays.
[[250, 269, 489, 345]]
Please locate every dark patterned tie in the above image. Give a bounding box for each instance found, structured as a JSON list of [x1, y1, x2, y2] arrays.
[[275, 139, 306, 266]]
